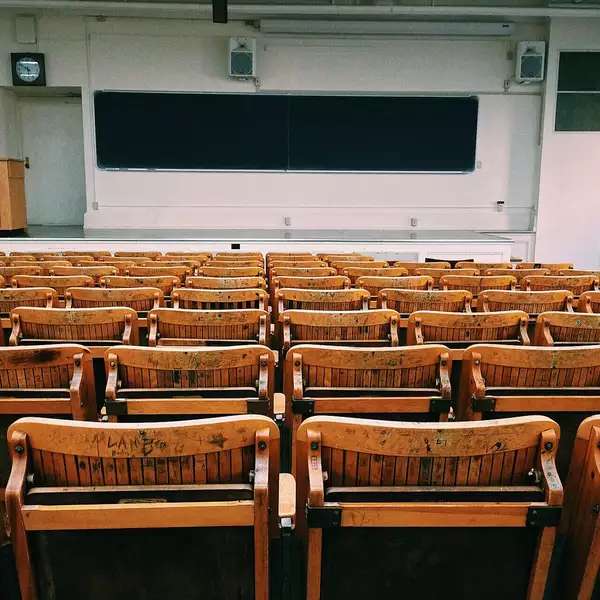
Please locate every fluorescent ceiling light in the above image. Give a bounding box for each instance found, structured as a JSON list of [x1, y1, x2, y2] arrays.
[[260, 20, 515, 36]]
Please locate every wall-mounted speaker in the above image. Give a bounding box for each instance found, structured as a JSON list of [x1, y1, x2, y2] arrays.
[[229, 38, 256, 79], [515, 41, 546, 83]]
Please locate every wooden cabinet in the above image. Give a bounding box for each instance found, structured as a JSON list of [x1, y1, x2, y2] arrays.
[[0, 159, 27, 230]]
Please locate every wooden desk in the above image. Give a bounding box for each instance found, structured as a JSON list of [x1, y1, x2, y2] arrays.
[[0, 159, 26, 230]]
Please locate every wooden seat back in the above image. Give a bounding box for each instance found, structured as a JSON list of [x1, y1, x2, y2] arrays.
[[456, 261, 513, 270], [416, 267, 478, 287], [534, 312, 600, 346], [0, 266, 41, 286], [5, 415, 278, 600], [524, 275, 599, 295], [185, 276, 266, 290], [271, 276, 350, 291], [280, 309, 400, 355], [276, 289, 369, 316], [342, 267, 408, 285], [79, 260, 134, 274], [407, 311, 529, 346], [479, 290, 574, 315], [578, 291, 600, 314], [198, 266, 264, 278], [286, 345, 452, 459], [485, 268, 551, 284], [63, 250, 112, 257], [65, 287, 164, 313], [206, 259, 263, 268], [51, 265, 118, 283], [518, 262, 574, 272], [320, 254, 374, 263], [271, 267, 336, 278], [100, 275, 180, 296], [0, 288, 58, 314], [140, 260, 202, 270], [560, 269, 600, 277], [104, 344, 275, 419], [98, 256, 150, 265], [9, 307, 139, 346], [172, 288, 268, 310], [127, 265, 192, 279], [393, 261, 452, 274], [440, 275, 516, 295], [12, 260, 70, 274], [355, 275, 433, 298], [13, 275, 94, 297], [563, 415, 600, 600], [114, 251, 162, 258], [296, 415, 561, 600], [332, 260, 388, 273], [165, 251, 211, 259], [148, 308, 270, 346], [378, 289, 472, 313], [0, 345, 96, 491], [459, 343, 600, 477]]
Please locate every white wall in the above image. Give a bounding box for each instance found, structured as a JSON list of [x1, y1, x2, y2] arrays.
[[0, 13, 546, 231], [0, 87, 20, 157], [535, 18, 600, 268]]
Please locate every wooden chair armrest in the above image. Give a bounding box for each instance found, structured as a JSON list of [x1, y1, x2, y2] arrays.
[[273, 392, 286, 418], [279, 473, 296, 519]]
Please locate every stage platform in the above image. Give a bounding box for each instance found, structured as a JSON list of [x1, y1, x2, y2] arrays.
[[0, 226, 513, 260]]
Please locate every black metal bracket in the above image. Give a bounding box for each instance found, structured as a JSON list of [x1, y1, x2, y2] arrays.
[[429, 398, 451, 413], [105, 400, 127, 416], [292, 399, 314, 416], [306, 505, 342, 528], [245, 399, 269, 416], [526, 506, 562, 528], [472, 397, 496, 413]]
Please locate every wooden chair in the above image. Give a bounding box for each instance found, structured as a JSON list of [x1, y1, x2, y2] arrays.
[[65, 287, 164, 314], [268, 261, 328, 270], [479, 290, 574, 316], [0, 288, 58, 315], [207, 259, 264, 268], [562, 415, 600, 600], [50, 265, 118, 283], [97, 256, 150, 265], [286, 345, 452, 469], [100, 275, 180, 296], [280, 309, 400, 355], [393, 261, 451, 274], [267, 252, 316, 261], [63, 250, 111, 257], [165, 251, 212, 258], [60, 255, 100, 265], [407, 311, 530, 347], [343, 267, 408, 285], [78, 260, 134, 275], [440, 275, 516, 295], [534, 312, 600, 346], [560, 269, 600, 277], [355, 275, 433, 298], [486, 268, 551, 285], [9, 252, 46, 258], [172, 288, 268, 310], [5, 415, 279, 600], [455, 261, 513, 270], [9, 307, 139, 347], [127, 265, 192, 280], [185, 276, 267, 290], [320, 254, 374, 263], [296, 415, 562, 600], [578, 291, 600, 313], [378, 289, 472, 313], [458, 344, 600, 478], [140, 260, 202, 270], [147, 308, 270, 346], [332, 261, 388, 273], [416, 267, 478, 288], [158, 254, 210, 263], [524, 275, 599, 296], [13, 260, 70, 274], [0, 267, 41, 286], [0, 344, 96, 495], [12, 275, 94, 298], [215, 252, 263, 259], [271, 267, 336, 278], [198, 266, 264, 278], [276, 289, 369, 314], [518, 262, 574, 272], [114, 250, 162, 259], [104, 345, 275, 420], [271, 276, 350, 291]]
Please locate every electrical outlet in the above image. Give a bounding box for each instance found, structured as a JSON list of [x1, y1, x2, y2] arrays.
[[410, 218, 418, 228], [284, 216, 292, 226]]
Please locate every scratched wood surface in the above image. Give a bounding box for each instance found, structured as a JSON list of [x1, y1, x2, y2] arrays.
[[51, 266, 118, 283], [101, 276, 180, 296], [148, 308, 269, 346], [392, 261, 451, 274], [479, 290, 573, 314], [485, 268, 551, 284], [127, 266, 192, 280], [0, 288, 57, 314], [578, 291, 600, 314], [13, 275, 94, 297], [172, 288, 268, 310], [534, 311, 600, 345], [378, 289, 472, 313], [355, 276, 433, 298], [271, 276, 350, 291], [0, 266, 42, 286], [185, 276, 267, 290], [440, 275, 517, 295], [415, 268, 478, 288], [407, 311, 529, 345], [342, 267, 408, 285], [65, 287, 164, 312], [198, 266, 265, 278], [518, 262, 574, 272], [271, 267, 337, 278], [524, 275, 599, 295], [114, 251, 163, 259], [455, 262, 513, 271], [277, 288, 369, 313]]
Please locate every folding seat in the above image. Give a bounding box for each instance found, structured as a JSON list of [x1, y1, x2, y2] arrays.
[[185, 276, 267, 290], [101, 275, 180, 297], [172, 288, 268, 310], [12, 275, 94, 298], [479, 290, 573, 317], [378, 289, 472, 313], [0, 288, 57, 315], [65, 286, 164, 315], [440, 275, 516, 295], [415, 267, 478, 288], [534, 312, 600, 346], [523, 275, 599, 296], [355, 275, 432, 299]]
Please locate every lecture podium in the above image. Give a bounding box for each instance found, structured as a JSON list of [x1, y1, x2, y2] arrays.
[[0, 159, 26, 231]]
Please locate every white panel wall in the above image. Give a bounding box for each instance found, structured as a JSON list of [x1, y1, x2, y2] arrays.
[[0, 87, 20, 157], [535, 19, 600, 268]]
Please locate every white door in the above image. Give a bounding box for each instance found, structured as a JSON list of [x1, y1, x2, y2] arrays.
[[19, 96, 86, 225]]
